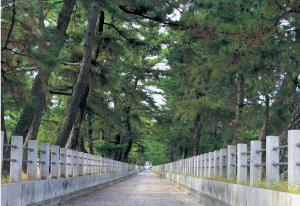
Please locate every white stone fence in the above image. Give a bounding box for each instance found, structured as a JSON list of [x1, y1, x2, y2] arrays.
[[154, 130, 300, 188], [0, 132, 137, 183]]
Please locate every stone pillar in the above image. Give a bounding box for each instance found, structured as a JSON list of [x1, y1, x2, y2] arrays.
[[27, 140, 38, 181], [59, 148, 66, 178], [88, 154, 92, 175], [50, 145, 59, 179], [91, 155, 95, 174], [79, 152, 84, 176], [208, 152, 214, 177], [73, 150, 79, 177], [66, 149, 73, 177], [288, 130, 300, 189], [83, 153, 88, 175], [227, 145, 236, 180], [219, 148, 228, 177], [250, 140, 262, 186], [266, 136, 279, 187], [203, 153, 208, 176], [214, 150, 220, 177], [237, 144, 247, 184], [95, 156, 100, 174], [40, 143, 50, 180], [199, 154, 203, 177], [10, 136, 23, 183], [0, 132, 3, 179], [100, 156, 103, 174], [196, 155, 200, 176]]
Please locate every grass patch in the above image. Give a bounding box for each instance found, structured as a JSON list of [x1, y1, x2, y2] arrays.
[[155, 169, 300, 195], [2, 170, 41, 184]]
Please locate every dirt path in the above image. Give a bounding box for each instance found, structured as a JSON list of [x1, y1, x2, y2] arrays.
[[61, 169, 207, 206]]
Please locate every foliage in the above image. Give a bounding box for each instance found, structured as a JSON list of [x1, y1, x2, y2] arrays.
[[1, 0, 300, 166]]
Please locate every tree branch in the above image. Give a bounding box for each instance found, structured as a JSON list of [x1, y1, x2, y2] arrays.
[[2, 0, 16, 52], [104, 22, 130, 41], [118, 5, 180, 27]]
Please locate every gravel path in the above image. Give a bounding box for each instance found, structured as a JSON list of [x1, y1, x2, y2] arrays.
[[61, 170, 207, 206]]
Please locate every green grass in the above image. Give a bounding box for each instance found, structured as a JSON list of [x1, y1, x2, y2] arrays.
[[153, 169, 300, 195]]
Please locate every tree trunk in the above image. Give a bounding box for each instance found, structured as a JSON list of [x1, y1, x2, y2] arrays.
[[65, 85, 90, 149], [224, 72, 244, 146], [279, 100, 300, 151], [1, 98, 10, 175], [22, 92, 45, 172], [23, 92, 46, 147], [193, 112, 201, 156], [86, 111, 94, 154], [55, 1, 100, 147], [122, 138, 133, 162], [77, 134, 87, 153], [182, 148, 188, 159], [258, 94, 269, 141], [12, 0, 75, 138], [235, 72, 244, 120]]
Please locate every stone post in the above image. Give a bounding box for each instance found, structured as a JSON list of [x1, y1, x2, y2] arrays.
[[219, 148, 228, 177], [79, 152, 84, 176], [83, 153, 88, 175], [237, 144, 247, 184], [27, 140, 38, 181], [227, 145, 236, 180], [91, 155, 95, 174], [214, 150, 220, 177], [59, 148, 66, 178], [250, 140, 262, 186], [40, 143, 50, 180], [73, 150, 79, 177], [66, 149, 73, 177], [100, 156, 103, 174], [288, 130, 300, 189], [96, 156, 100, 174], [196, 155, 200, 176], [50, 145, 59, 179], [199, 154, 203, 177], [208, 152, 214, 177], [203, 153, 208, 176], [266, 136, 279, 187], [10, 136, 23, 183], [89, 154, 93, 175], [0, 132, 3, 180]]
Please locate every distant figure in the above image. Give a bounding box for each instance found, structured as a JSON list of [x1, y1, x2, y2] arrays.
[[144, 160, 152, 169]]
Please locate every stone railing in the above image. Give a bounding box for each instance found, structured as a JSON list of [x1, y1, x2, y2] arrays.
[[154, 130, 300, 188], [0, 132, 136, 182], [0, 132, 139, 205]]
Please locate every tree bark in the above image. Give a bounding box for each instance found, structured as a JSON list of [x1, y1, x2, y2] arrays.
[[12, 0, 75, 138], [1, 98, 10, 175], [182, 148, 188, 159], [55, 1, 100, 147], [193, 112, 201, 156], [224, 72, 244, 146], [235, 72, 244, 121], [86, 111, 94, 154], [65, 85, 90, 149], [23, 91, 46, 147], [65, 10, 105, 149], [258, 94, 269, 141], [121, 138, 133, 162], [279, 101, 300, 152]]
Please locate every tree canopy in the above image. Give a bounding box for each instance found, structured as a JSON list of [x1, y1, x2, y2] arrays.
[[1, 0, 300, 167]]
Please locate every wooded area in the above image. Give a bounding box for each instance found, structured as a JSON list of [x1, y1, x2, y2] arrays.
[[1, 0, 300, 169]]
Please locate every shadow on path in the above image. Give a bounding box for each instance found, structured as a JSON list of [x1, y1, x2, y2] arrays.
[[61, 169, 207, 206]]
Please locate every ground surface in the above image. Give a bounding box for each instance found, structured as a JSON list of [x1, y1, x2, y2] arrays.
[[61, 169, 207, 206]]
